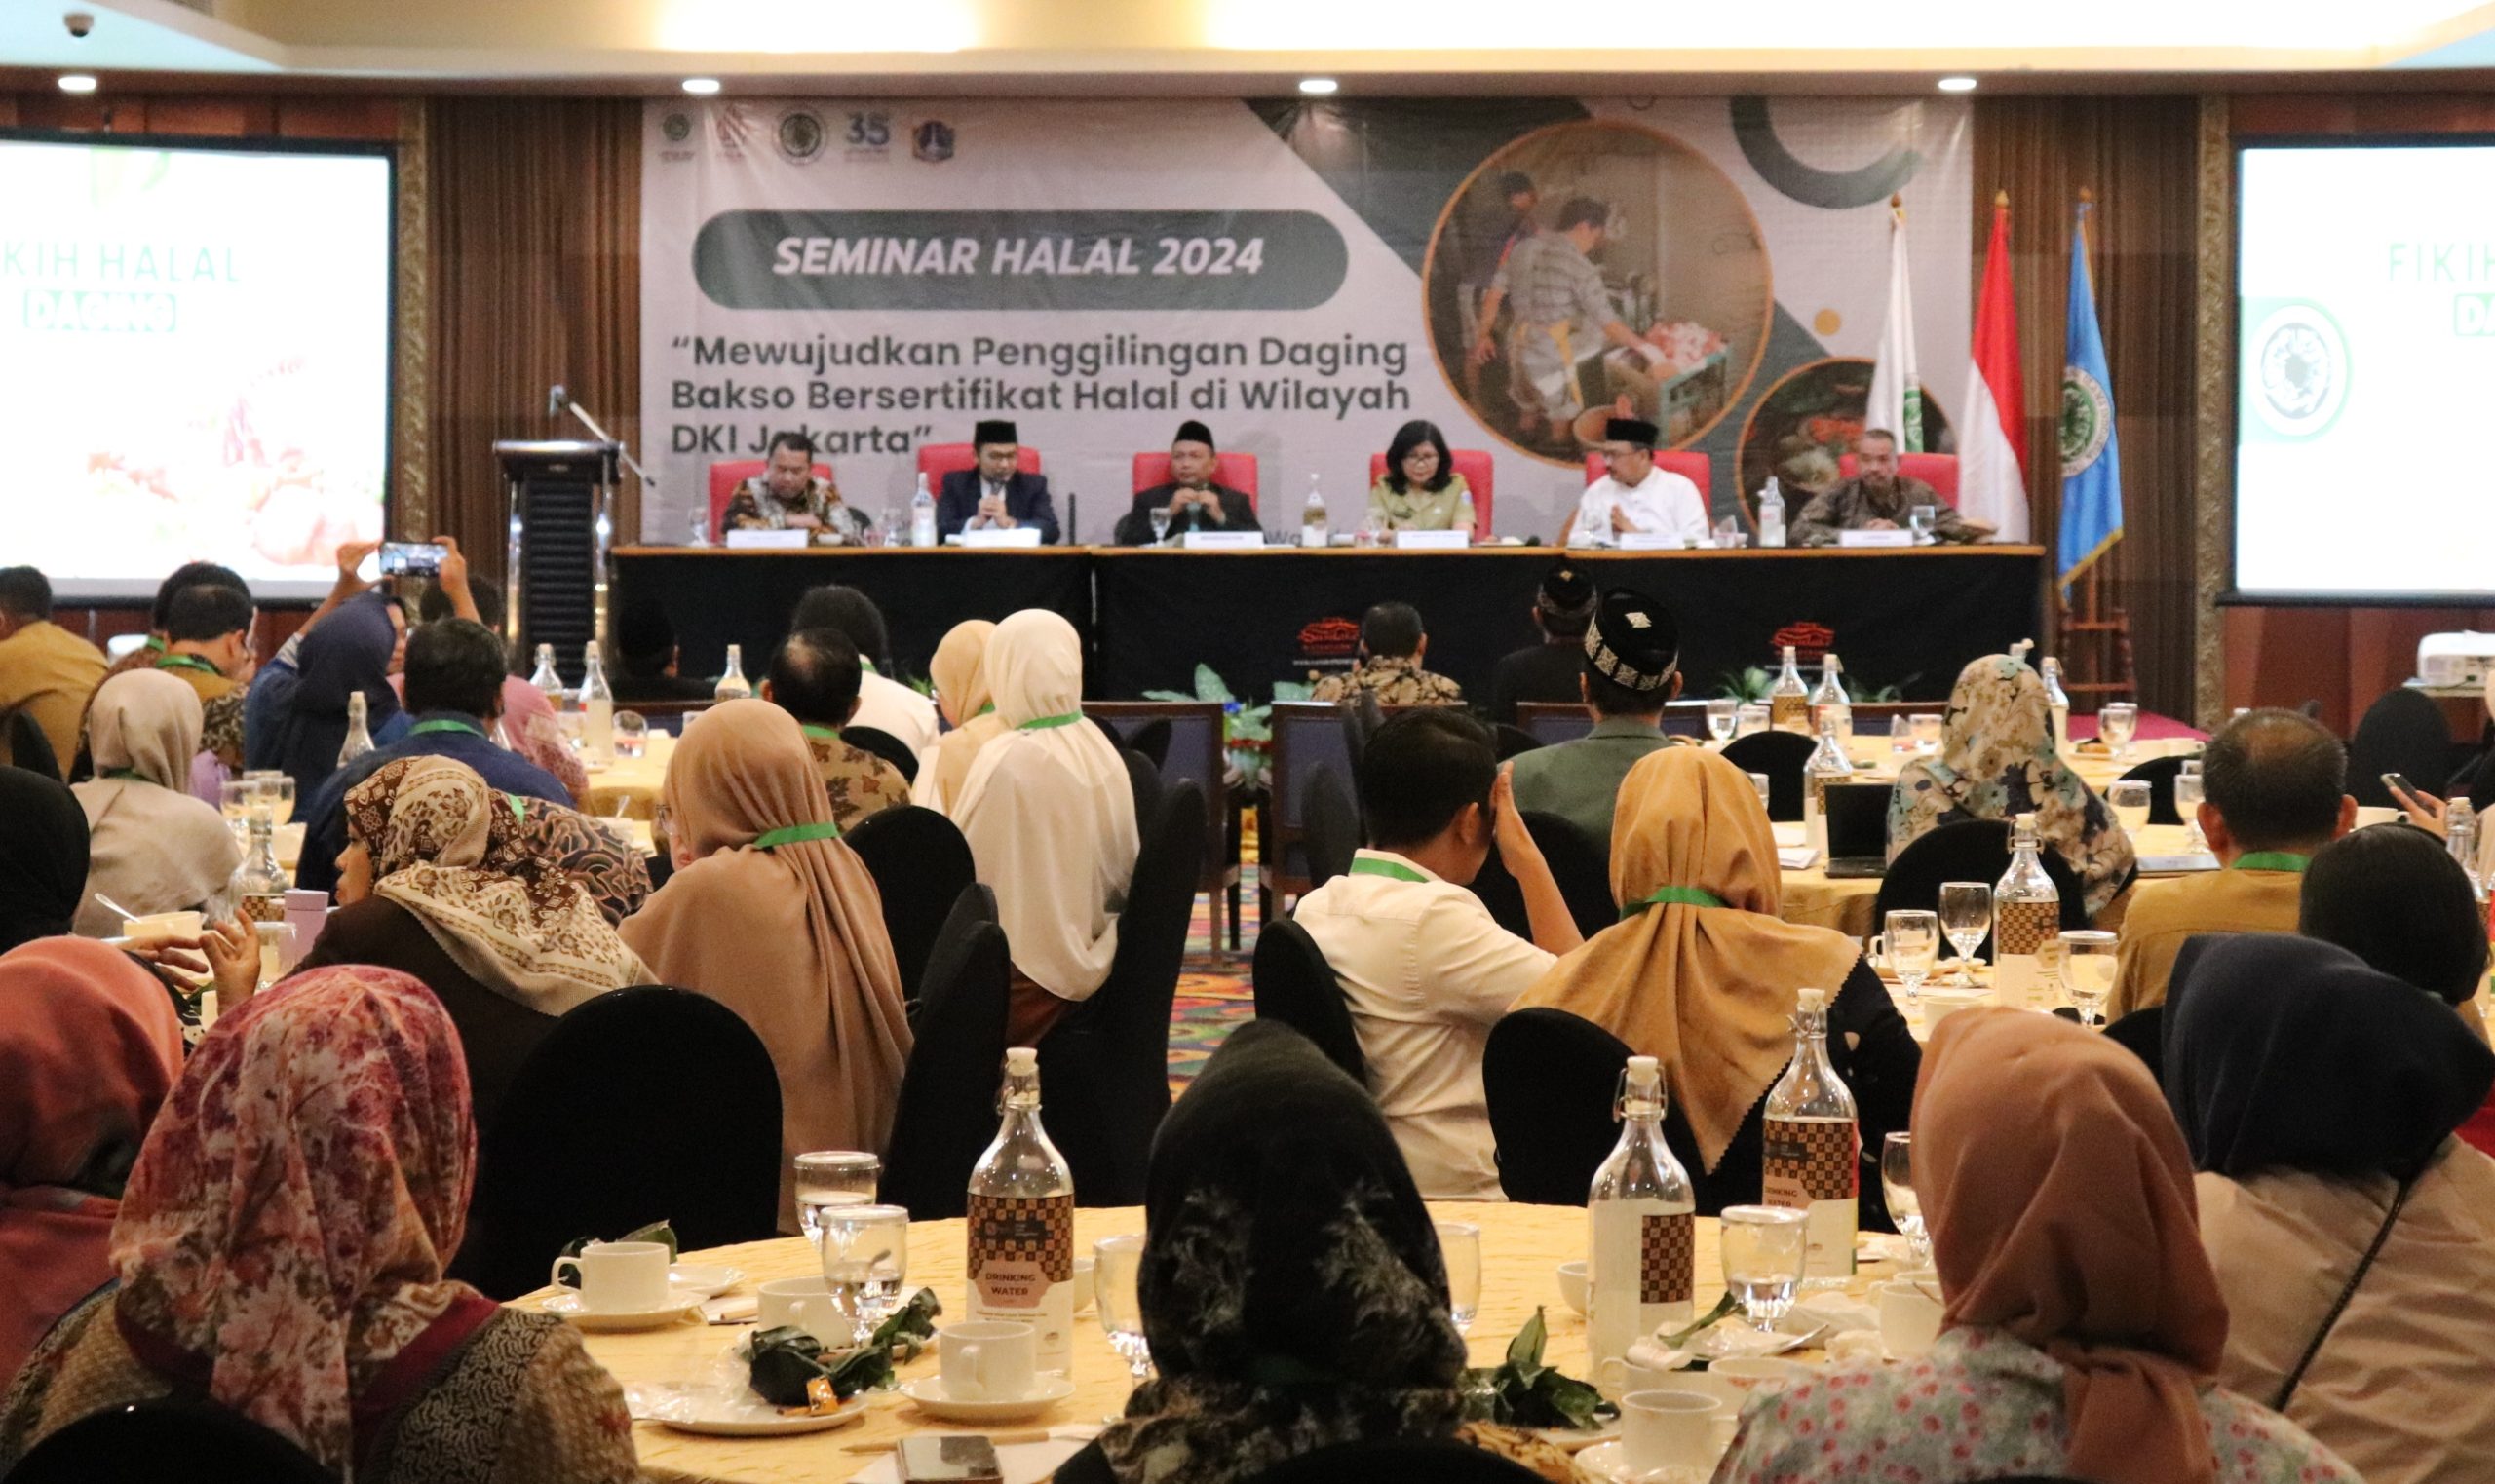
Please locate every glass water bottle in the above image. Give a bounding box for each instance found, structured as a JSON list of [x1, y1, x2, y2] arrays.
[[714, 643, 753, 701], [1809, 654, 1853, 742], [1993, 811, 2062, 1010], [1587, 1054, 1695, 1387], [967, 1046, 1076, 1375], [1803, 717, 1853, 859], [1762, 988, 1859, 1286], [336, 691, 374, 769], [1769, 645, 1811, 734], [233, 814, 288, 926], [579, 643, 615, 763], [2040, 657, 2073, 752]]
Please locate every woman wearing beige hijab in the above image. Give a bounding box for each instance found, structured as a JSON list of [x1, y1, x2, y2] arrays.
[[914, 619, 1010, 816], [70, 669, 239, 937], [1510, 746, 1916, 1212], [620, 700, 911, 1229]]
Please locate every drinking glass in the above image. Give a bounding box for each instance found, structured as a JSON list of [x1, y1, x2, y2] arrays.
[[219, 779, 256, 850], [1888, 713, 1912, 753], [2174, 769, 2207, 851], [818, 1202, 909, 1344], [2108, 780, 2152, 842], [2058, 930, 2119, 1026], [792, 1151, 880, 1245], [1937, 881, 1992, 987], [1705, 699, 1738, 743], [1711, 515, 1741, 549], [1094, 1234, 1152, 1380], [243, 770, 295, 826], [1908, 505, 1938, 544], [1884, 909, 1939, 1008], [612, 710, 649, 760], [1436, 1221, 1482, 1335], [1735, 703, 1769, 738], [1880, 1133, 1929, 1267], [2098, 702, 2140, 759], [1718, 1205, 1810, 1334], [1148, 508, 1172, 546], [1910, 713, 1942, 755], [1748, 772, 1773, 815]]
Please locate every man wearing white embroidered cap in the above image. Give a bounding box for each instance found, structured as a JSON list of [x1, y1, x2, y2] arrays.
[[1563, 417, 1710, 548]]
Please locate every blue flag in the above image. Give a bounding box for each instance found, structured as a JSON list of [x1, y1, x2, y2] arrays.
[[2057, 200, 2122, 590]]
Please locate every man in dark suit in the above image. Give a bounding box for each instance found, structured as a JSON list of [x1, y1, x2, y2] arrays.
[[935, 420, 1060, 544], [1112, 420, 1259, 545]]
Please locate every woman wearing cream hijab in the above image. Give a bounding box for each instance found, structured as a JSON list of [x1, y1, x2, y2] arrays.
[[952, 609, 1140, 1045], [914, 619, 1010, 816], [621, 700, 910, 1229], [70, 669, 239, 938], [1512, 746, 1917, 1211]]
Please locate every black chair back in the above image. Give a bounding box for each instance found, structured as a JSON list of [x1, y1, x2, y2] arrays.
[[1301, 763, 1361, 891], [1264, 703, 1356, 903], [458, 985, 781, 1299], [2116, 755, 2189, 826], [1251, 919, 1364, 1083], [1038, 780, 1207, 1205], [1124, 749, 1164, 836], [1515, 702, 1594, 747], [1467, 811, 1616, 942], [5, 1397, 330, 1484], [1245, 1438, 1549, 1484], [1872, 819, 2091, 953], [4, 707, 58, 779], [1120, 716, 1173, 770], [2103, 1005, 2164, 1084], [843, 805, 976, 1003], [843, 724, 919, 783], [1083, 701, 1240, 944], [1341, 690, 1386, 763], [880, 886, 1011, 1221], [1492, 723, 1542, 761], [1718, 730, 1817, 821], [2348, 686, 2455, 808], [1482, 1008, 1632, 1205]]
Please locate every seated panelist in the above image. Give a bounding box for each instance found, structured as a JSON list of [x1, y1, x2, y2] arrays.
[[935, 419, 1060, 544], [1113, 420, 1258, 545], [1561, 417, 1710, 547], [1789, 429, 1988, 546], [1365, 419, 1477, 534], [722, 431, 871, 543]]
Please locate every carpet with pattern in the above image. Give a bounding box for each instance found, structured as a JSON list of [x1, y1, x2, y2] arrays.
[[1167, 870, 1260, 1093]]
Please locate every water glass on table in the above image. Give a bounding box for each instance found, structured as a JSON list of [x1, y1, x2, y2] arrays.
[[1936, 881, 1992, 987], [1908, 504, 1938, 544], [819, 1202, 909, 1344], [1718, 1205, 1810, 1334], [2057, 930, 2119, 1027], [1705, 698, 1738, 743], [2108, 780, 2152, 844], [1882, 909, 1939, 1008], [1148, 508, 1172, 545], [242, 770, 295, 825], [1435, 1220, 1481, 1335], [2175, 761, 2207, 850], [1879, 1131, 1929, 1268], [2098, 702, 2140, 759], [1094, 1234, 1152, 1380], [1909, 712, 1942, 756], [1747, 773, 1773, 816], [1735, 703, 1769, 738], [219, 780, 256, 850], [793, 1150, 880, 1245], [612, 710, 648, 759]]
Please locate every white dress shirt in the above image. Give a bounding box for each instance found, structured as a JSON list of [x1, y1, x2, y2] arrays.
[[1565, 467, 1712, 547], [1292, 849, 1557, 1199], [850, 669, 940, 757]]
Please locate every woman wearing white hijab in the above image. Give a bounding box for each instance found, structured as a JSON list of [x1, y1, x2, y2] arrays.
[[70, 670, 240, 938], [953, 609, 1140, 1044]]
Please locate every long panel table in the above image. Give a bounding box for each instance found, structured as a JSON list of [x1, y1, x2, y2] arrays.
[[612, 545, 2045, 703]]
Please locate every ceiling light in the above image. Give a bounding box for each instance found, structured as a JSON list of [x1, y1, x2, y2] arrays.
[[1938, 76, 1978, 93], [681, 77, 722, 95], [58, 73, 97, 94], [1298, 77, 1339, 95]]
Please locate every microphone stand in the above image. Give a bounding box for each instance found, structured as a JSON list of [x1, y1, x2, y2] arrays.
[[549, 386, 656, 494]]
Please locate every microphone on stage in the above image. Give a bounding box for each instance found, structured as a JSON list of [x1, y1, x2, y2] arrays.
[[1067, 492, 1078, 546], [547, 384, 569, 417]]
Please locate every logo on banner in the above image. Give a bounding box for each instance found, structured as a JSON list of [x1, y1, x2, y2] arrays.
[[713, 103, 756, 158], [1770, 621, 1834, 666], [913, 120, 956, 164], [661, 112, 692, 144], [777, 108, 826, 163], [2246, 300, 2348, 441], [2059, 368, 2113, 474]]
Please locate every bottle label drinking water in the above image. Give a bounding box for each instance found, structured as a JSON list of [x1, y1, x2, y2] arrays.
[[1993, 900, 2062, 1008], [966, 1194, 1074, 1370], [1761, 1118, 1857, 1279]]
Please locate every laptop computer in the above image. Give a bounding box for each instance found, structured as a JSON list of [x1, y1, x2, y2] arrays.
[[1823, 781, 1893, 879]]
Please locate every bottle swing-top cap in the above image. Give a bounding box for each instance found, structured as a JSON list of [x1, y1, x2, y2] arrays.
[[1005, 1046, 1038, 1074], [1795, 987, 1827, 1012]]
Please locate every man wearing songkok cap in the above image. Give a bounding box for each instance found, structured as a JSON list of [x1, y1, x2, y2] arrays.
[[1562, 416, 1711, 548], [1310, 601, 1464, 706], [1509, 587, 1686, 845], [1113, 420, 1260, 545], [1487, 563, 1598, 726], [935, 419, 1061, 544]]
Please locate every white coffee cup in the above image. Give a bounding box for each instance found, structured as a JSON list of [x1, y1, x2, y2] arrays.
[[1878, 1275, 1944, 1359], [557, 1239, 671, 1313], [757, 1277, 840, 1334], [1069, 1256, 1096, 1314], [1621, 1389, 1722, 1472], [1920, 987, 1992, 1029], [938, 1319, 1037, 1401], [1555, 1261, 1589, 1315]]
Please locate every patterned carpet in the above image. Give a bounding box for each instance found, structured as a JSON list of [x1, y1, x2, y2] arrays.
[[1167, 868, 1261, 1093]]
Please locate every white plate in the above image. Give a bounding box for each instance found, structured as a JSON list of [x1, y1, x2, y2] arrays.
[[899, 1376, 1078, 1424], [1530, 1417, 1620, 1452], [628, 1383, 867, 1437], [1575, 1442, 1710, 1484], [542, 1292, 705, 1331], [669, 1264, 744, 1299]]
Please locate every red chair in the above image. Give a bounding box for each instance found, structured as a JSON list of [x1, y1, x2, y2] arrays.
[[1366, 450, 1495, 541], [916, 443, 1042, 484], [707, 460, 835, 541], [1580, 450, 1711, 492], [1837, 451, 1960, 505], [1131, 452, 1259, 509]]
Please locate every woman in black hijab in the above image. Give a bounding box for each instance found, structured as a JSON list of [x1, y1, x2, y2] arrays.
[[244, 591, 406, 802], [0, 766, 89, 953]]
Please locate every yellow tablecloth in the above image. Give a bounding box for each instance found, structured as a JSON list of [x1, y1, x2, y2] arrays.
[[1779, 821, 2199, 940], [580, 731, 677, 820]]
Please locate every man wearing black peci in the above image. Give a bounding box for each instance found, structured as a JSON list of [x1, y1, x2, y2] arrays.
[[935, 419, 1060, 544], [1113, 420, 1258, 545]]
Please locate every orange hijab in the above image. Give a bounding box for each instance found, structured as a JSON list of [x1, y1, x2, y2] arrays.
[[1513, 747, 1859, 1170], [1916, 1008, 2229, 1484]]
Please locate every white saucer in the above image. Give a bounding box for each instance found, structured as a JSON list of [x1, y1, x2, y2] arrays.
[[629, 1383, 866, 1437], [899, 1376, 1077, 1423], [1530, 1417, 1620, 1452], [543, 1291, 705, 1331], [669, 1264, 744, 1299], [1575, 1441, 1709, 1484]]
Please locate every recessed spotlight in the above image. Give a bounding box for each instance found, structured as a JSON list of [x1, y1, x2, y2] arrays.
[[1937, 76, 1977, 93], [1299, 77, 1339, 95], [681, 77, 722, 95], [58, 73, 97, 94]]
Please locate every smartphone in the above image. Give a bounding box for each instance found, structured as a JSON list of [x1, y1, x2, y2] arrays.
[[2382, 772, 2415, 798], [379, 541, 448, 577], [897, 1435, 1002, 1483]]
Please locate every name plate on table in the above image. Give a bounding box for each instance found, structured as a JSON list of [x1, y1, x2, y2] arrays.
[[1617, 532, 1688, 551], [1394, 529, 1470, 551], [2137, 853, 2221, 874], [1181, 531, 1264, 550], [953, 527, 1044, 549], [1836, 529, 1915, 548], [722, 529, 808, 551]]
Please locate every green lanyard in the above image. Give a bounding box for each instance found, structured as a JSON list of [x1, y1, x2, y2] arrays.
[[1622, 886, 1729, 919], [2232, 852, 2310, 873], [409, 718, 484, 739], [101, 767, 150, 783], [155, 654, 219, 677], [1018, 713, 1082, 731], [505, 793, 527, 821], [755, 821, 843, 850], [976, 704, 996, 717], [861, 659, 878, 675], [800, 724, 842, 741], [1349, 856, 1429, 884]]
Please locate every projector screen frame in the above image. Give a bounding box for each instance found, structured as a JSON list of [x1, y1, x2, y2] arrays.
[[0, 126, 400, 607]]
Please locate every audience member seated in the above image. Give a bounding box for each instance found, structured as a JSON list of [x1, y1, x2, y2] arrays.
[[290, 757, 649, 1129], [1514, 748, 1917, 1213], [1790, 428, 1985, 547], [0, 937, 183, 1380], [1113, 420, 1257, 546], [0, 768, 88, 955], [413, 564, 586, 804], [1509, 587, 1683, 845], [1486, 563, 1597, 726], [68, 672, 238, 938], [1365, 419, 1477, 534], [1052, 1021, 1575, 1484], [0, 567, 106, 783], [621, 701, 910, 1230], [247, 590, 410, 804], [1561, 416, 1709, 548], [609, 598, 717, 704], [951, 610, 1139, 1046], [296, 619, 566, 894], [1293, 711, 1581, 1199], [789, 585, 939, 755], [1310, 601, 1464, 705], [0, 968, 642, 1484], [151, 583, 254, 769], [721, 430, 869, 542], [762, 628, 909, 830], [936, 419, 1060, 544], [1889, 652, 2134, 918], [79, 561, 251, 784], [1715, 1008, 2359, 1484], [2106, 708, 2354, 1019], [914, 619, 1008, 817], [2168, 934, 2495, 1484]]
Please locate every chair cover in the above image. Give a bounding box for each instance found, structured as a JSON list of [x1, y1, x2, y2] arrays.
[[1251, 919, 1365, 1084], [841, 725, 919, 784], [879, 887, 1011, 1221], [1872, 818, 2092, 957], [6, 1396, 330, 1484], [1301, 765, 1361, 891], [843, 805, 977, 1004], [1717, 730, 1817, 822], [1482, 1008, 1635, 1205]]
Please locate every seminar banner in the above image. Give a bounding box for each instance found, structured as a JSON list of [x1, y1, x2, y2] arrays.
[[640, 96, 1968, 543]]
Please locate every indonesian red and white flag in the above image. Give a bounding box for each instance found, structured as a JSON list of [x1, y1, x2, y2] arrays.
[[1962, 192, 2031, 539]]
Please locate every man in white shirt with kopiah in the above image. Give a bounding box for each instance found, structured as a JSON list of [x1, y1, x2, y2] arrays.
[[1292, 709, 1587, 1199], [1564, 415, 1712, 547]]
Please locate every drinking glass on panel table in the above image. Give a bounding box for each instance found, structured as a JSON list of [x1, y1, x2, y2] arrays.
[[2057, 930, 2119, 1027], [1711, 515, 1743, 549], [2108, 780, 2152, 843], [2174, 767, 2207, 852], [1880, 1133, 1929, 1267], [2098, 702, 2140, 759], [1735, 703, 1768, 738], [1718, 1205, 1809, 1334], [793, 1151, 880, 1245], [1910, 712, 1942, 755], [1908, 504, 1938, 544], [818, 1202, 909, 1344], [1148, 507, 1172, 546], [1705, 699, 1738, 744], [1937, 881, 1991, 987], [1748, 773, 1772, 815], [1094, 1234, 1151, 1380], [612, 710, 648, 760], [1883, 909, 1939, 1008], [1435, 1221, 1481, 1335]]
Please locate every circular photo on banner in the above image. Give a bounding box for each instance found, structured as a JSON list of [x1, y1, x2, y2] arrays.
[[1423, 120, 1774, 465], [1734, 358, 1952, 529]]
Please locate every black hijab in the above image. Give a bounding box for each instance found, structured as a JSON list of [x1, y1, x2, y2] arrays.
[[2166, 933, 2495, 1181], [0, 767, 89, 953], [253, 593, 402, 801]]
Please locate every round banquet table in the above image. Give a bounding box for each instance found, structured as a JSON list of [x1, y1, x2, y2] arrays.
[[519, 1205, 1907, 1484], [1779, 820, 2197, 940]]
